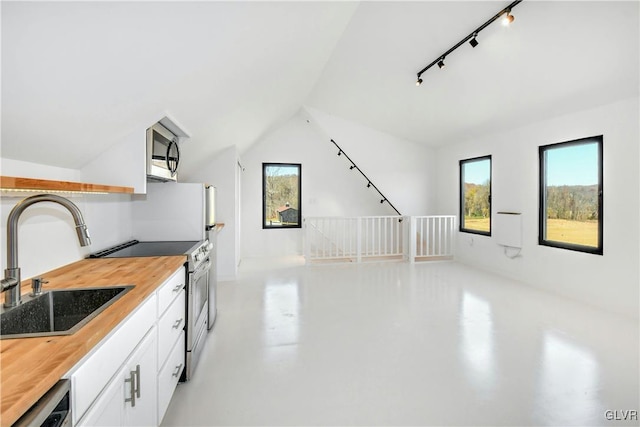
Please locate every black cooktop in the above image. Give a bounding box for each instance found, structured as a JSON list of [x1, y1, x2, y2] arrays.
[[89, 240, 200, 258]]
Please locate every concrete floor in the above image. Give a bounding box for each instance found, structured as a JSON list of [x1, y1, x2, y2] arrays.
[[161, 258, 639, 426]]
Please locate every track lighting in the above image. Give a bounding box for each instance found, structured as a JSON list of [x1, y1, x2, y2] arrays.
[[415, 0, 522, 85], [469, 34, 479, 48], [331, 138, 402, 217], [502, 9, 514, 26]]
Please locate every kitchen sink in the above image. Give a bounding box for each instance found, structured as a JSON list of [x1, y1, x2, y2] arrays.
[[0, 286, 133, 339]]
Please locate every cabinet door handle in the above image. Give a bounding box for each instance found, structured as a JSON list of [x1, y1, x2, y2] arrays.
[[172, 363, 183, 377], [172, 284, 182, 292], [134, 364, 141, 399], [172, 318, 184, 329], [124, 370, 136, 407]]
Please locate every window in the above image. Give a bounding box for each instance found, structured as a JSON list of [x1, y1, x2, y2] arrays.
[[263, 163, 301, 229], [539, 135, 603, 254], [460, 156, 491, 235]]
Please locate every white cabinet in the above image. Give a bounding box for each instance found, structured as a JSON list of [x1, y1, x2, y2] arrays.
[[158, 330, 185, 421], [156, 268, 186, 423], [157, 266, 185, 315], [80, 127, 147, 194], [158, 290, 185, 364], [68, 265, 186, 427], [78, 328, 157, 427], [124, 329, 158, 427], [71, 294, 157, 425]]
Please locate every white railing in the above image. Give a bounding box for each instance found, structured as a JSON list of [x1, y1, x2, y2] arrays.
[[304, 215, 456, 263], [408, 215, 456, 262], [304, 216, 404, 262]]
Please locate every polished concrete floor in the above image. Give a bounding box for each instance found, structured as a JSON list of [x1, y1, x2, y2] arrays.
[[161, 258, 639, 426]]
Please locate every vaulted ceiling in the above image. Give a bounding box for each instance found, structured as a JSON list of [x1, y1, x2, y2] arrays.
[[2, 1, 638, 175]]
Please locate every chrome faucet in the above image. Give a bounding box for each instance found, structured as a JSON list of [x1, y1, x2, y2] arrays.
[[1, 194, 91, 307]]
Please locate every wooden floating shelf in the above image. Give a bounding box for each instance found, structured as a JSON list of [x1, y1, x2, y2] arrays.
[[0, 176, 134, 194]]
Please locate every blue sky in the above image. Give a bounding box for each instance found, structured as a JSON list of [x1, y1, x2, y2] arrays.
[[266, 165, 299, 176], [546, 142, 598, 186], [463, 158, 490, 185], [463, 142, 598, 186]]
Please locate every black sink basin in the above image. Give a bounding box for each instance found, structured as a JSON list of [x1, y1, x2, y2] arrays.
[[0, 286, 133, 339]]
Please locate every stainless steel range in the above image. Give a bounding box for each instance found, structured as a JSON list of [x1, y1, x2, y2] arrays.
[[89, 239, 212, 381]]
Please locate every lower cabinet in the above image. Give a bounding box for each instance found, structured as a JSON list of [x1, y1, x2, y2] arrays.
[[68, 265, 186, 427], [158, 330, 185, 422], [78, 327, 157, 427], [156, 286, 186, 423]]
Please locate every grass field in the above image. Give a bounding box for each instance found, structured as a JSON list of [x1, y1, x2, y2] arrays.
[[463, 217, 490, 232], [464, 217, 598, 247], [545, 218, 598, 247]]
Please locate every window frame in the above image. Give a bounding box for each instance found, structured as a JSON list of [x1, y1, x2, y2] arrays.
[[459, 155, 492, 236], [538, 135, 603, 255], [262, 162, 302, 230]]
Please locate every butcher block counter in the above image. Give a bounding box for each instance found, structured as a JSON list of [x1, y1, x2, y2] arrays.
[[0, 255, 186, 427]]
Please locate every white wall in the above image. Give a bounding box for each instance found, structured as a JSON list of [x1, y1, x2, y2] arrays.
[[81, 127, 147, 194], [0, 158, 133, 279], [305, 106, 436, 216], [240, 108, 437, 258], [187, 145, 240, 281], [436, 97, 640, 318], [1, 159, 81, 181]]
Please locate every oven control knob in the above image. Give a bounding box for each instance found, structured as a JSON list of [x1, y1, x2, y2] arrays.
[[207, 243, 213, 251], [194, 253, 202, 262]]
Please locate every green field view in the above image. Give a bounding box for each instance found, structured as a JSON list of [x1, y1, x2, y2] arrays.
[[463, 217, 598, 247], [463, 217, 490, 232], [545, 218, 598, 247]]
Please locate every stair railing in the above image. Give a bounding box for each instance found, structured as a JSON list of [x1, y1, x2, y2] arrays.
[[305, 216, 404, 262], [304, 215, 456, 264]]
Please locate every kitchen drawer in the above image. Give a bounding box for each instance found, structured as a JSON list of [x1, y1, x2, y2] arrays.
[[158, 330, 185, 424], [158, 289, 185, 365], [157, 266, 185, 316], [71, 293, 157, 424]]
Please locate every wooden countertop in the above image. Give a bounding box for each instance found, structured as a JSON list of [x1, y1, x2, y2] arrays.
[[0, 256, 186, 426]]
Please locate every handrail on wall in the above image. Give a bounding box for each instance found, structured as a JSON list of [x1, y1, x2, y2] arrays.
[[330, 139, 402, 219]]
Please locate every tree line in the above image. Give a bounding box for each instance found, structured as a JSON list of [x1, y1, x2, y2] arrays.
[[464, 182, 599, 222], [545, 185, 598, 221]]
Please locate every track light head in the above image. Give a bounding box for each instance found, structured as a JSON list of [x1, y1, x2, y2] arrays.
[[469, 34, 479, 48], [380, 199, 385, 204], [367, 182, 371, 188], [338, 150, 342, 156], [415, 1, 522, 83], [350, 165, 356, 170], [502, 10, 514, 26]]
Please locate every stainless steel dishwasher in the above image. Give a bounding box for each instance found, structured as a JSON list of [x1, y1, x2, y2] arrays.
[[13, 379, 71, 427]]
